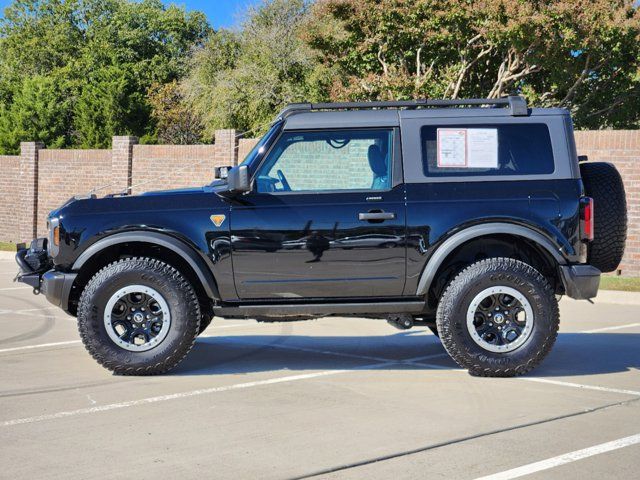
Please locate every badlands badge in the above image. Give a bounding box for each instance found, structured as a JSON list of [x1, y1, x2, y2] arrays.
[[210, 214, 226, 227]]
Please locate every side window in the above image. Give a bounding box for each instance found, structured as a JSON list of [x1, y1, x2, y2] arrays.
[[421, 124, 554, 177], [255, 129, 393, 193]]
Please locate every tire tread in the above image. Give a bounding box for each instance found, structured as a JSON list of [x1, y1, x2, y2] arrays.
[[436, 257, 559, 377], [77, 257, 200, 375]]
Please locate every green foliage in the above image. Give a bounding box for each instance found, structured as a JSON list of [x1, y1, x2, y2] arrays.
[[0, 0, 210, 153], [184, 0, 328, 137], [74, 66, 148, 148], [305, 0, 640, 129], [0, 0, 638, 148], [148, 80, 203, 144], [0, 74, 70, 153]]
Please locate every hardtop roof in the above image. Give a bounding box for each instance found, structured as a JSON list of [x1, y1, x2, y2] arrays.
[[282, 106, 570, 131]]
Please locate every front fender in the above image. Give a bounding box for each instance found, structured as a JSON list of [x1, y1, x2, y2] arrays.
[[72, 231, 220, 300]]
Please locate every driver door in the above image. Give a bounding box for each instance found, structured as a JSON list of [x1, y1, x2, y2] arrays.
[[230, 128, 407, 300]]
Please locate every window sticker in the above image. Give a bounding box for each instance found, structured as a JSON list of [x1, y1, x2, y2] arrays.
[[437, 129, 467, 167], [467, 129, 498, 168], [436, 128, 498, 169]]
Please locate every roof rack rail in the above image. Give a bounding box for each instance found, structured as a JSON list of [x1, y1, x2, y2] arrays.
[[277, 95, 528, 119]]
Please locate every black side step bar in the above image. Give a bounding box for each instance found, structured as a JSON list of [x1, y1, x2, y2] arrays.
[[213, 301, 425, 317]]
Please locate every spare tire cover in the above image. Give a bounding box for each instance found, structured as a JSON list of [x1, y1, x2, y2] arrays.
[[579, 162, 627, 273]]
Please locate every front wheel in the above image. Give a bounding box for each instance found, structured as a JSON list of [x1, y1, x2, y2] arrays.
[[77, 257, 201, 375], [436, 258, 559, 377]]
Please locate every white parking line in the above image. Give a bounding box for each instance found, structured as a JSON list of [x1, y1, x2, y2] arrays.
[[233, 339, 452, 368], [1, 361, 393, 427], [0, 325, 254, 354], [403, 352, 449, 362], [582, 322, 640, 334], [0, 309, 68, 320], [0, 340, 82, 354], [237, 340, 394, 363], [0, 286, 30, 291], [521, 377, 640, 397], [17, 306, 58, 312], [474, 433, 640, 480]]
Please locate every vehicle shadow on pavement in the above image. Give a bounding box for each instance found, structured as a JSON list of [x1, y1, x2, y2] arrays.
[[170, 332, 639, 377], [171, 331, 445, 376], [530, 333, 640, 377]]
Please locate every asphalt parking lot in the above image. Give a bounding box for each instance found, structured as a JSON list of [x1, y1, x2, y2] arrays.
[[0, 257, 639, 479]]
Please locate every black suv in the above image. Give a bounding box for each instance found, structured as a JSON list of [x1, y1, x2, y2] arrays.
[[16, 96, 627, 377]]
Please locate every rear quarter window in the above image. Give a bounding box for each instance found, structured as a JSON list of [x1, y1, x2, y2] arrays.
[[421, 123, 554, 177]]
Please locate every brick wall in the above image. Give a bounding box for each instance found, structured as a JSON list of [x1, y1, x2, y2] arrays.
[[0, 155, 21, 242], [130, 131, 236, 194], [575, 130, 640, 277], [238, 138, 259, 162], [37, 149, 112, 236], [130, 144, 218, 194]]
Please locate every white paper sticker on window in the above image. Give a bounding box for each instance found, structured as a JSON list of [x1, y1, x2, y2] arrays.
[[437, 129, 467, 167], [467, 129, 498, 169]]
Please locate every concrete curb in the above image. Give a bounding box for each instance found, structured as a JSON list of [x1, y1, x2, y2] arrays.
[[0, 251, 16, 260], [563, 289, 640, 306], [593, 289, 640, 306]]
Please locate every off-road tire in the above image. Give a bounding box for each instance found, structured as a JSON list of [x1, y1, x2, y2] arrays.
[[77, 257, 201, 375], [436, 258, 559, 377], [580, 162, 627, 273], [198, 313, 213, 335]]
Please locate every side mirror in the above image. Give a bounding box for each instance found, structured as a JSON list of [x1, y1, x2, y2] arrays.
[[221, 165, 251, 196]]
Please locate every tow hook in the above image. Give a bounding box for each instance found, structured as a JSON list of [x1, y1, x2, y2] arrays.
[[33, 288, 40, 295], [387, 314, 414, 330]]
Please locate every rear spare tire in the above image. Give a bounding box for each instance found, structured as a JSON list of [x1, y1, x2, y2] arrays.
[[579, 162, 627, 273]]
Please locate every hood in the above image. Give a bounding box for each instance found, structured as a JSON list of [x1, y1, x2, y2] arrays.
[[140, 186, 208, 196], [48, 184, 227, 221]]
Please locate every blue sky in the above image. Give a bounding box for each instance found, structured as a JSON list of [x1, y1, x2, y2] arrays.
[[165, 0, 258, 28], [0, 1, 259, 29]]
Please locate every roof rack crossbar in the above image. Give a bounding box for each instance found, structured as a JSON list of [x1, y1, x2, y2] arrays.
[[277, 95, 528, 119]]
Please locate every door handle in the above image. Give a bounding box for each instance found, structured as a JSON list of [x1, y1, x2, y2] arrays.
[[358, 211, 396, 221]]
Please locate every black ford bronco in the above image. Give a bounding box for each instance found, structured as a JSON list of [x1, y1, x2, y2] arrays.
[[16, 96, 627, 377]]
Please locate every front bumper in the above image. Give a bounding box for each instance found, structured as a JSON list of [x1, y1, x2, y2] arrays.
[[40, 270, 77, 310], [15, 239, 76, 311], [559, 265, 600, 300]]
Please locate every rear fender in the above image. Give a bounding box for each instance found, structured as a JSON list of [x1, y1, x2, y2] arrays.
[[415, 223, 567, 296]]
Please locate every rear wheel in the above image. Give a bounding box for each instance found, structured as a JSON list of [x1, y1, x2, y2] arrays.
[[77, 257, 201, 375], [436, 257, 559, 377]]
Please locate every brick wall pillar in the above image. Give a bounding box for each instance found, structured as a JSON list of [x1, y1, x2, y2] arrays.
[[112, 136, 138, 193], [19, 141, 44, 242], [214, 129, 238, 166]]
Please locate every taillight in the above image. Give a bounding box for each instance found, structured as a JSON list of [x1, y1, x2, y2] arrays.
[[581, 197, 594, 241]]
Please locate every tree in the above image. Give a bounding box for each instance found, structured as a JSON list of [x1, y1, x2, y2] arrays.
[[0, 0, 210, 153], [0, 75, 70, 152], [305, 0, 640, 129], [73, 66, 148, 148], [148, 80, 204, 144], [184, 0, 328, 137]]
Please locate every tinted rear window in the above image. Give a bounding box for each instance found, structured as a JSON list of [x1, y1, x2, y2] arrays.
[[421, 123, 554, 177]]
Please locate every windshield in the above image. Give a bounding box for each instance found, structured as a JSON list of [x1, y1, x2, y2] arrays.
[[239, 121, 283, 169]]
